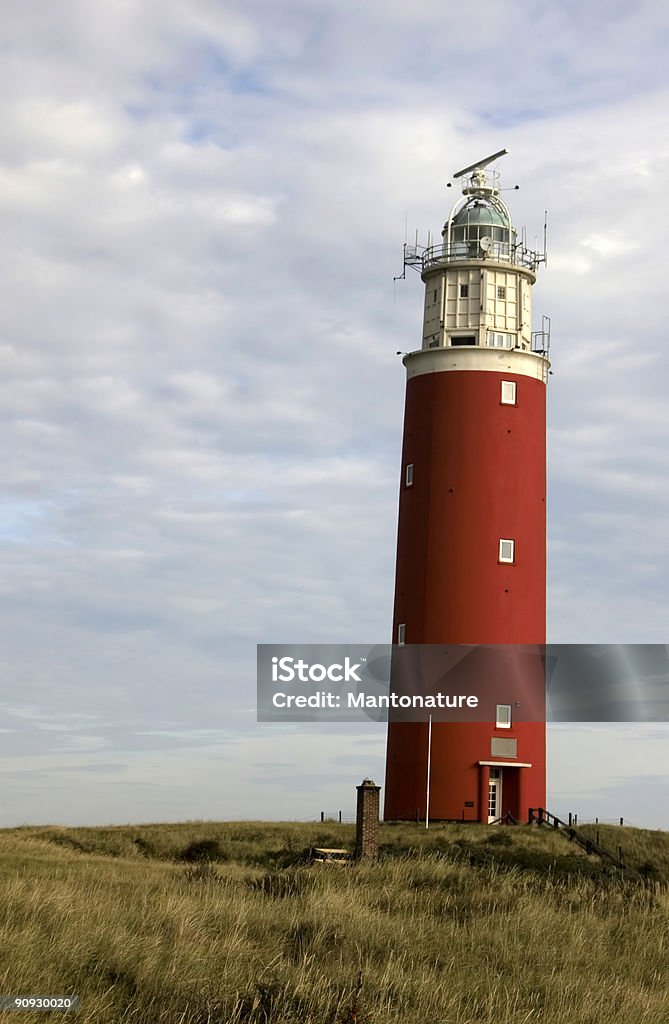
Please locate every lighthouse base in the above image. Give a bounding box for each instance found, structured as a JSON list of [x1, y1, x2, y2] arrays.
[[384, 721, 545, 824]]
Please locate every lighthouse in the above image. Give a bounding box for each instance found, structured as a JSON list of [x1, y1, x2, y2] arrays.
[[384, 150, 548, 824]]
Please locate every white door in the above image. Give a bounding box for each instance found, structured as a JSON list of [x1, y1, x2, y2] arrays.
[[488, 768, 503, 823]]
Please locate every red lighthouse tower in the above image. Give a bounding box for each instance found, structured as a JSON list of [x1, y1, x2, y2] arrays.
[[384, 150, 549, 824]]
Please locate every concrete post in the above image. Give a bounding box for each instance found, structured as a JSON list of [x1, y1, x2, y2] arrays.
[[355, 778, 381, 860]]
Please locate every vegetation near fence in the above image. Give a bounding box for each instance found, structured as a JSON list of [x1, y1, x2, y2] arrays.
[[1, 821, 668, 1023]]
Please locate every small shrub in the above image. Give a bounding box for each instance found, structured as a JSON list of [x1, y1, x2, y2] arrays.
[[132, 836, 156, 858], [179, 838, 226, 863]]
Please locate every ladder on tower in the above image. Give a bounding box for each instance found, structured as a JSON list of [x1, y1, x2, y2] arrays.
[[531, 315, 551, 385]]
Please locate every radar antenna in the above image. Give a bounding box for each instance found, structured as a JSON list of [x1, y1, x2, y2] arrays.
[[453, 148, 508, 179]]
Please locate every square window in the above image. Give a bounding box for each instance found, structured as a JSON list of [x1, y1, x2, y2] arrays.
[[397, 623, 406, 646], [496, 704, 512, 729], [405, 463, 414, 487], [501, 381, 517, 405], [433, 289, 438, 303], [497, 286, 506, 300], [460, 284, 469, 298], [499, 538, 515, 563], [488, 332, 513, 349]]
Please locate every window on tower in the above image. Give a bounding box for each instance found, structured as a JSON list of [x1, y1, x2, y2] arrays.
[[451, 335, 476, 346], [497, 285, 506, 300], [397, 623, 406, 646], [488, 332, 514, 349], [499, 539, 515, 563], [460, 284, 469, 298], [501, 381, 517, 405], [496, 704, 512, 729], [405, 464, 414, 487]]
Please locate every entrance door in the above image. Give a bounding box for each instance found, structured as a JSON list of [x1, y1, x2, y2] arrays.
[[488, 768, 503, 823]]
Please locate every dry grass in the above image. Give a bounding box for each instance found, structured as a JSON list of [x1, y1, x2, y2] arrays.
[[0, 822, 668, 1023]]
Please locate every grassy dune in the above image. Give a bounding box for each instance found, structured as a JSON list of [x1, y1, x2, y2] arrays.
[[0, 822, 668, 1023]]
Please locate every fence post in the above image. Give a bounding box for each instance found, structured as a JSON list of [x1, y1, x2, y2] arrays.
[[595, 817, 598, 825], [568, 812, 572, 826], [620, 817, 624, 827], [618, 845, 623, 866], [339, 811, 342, 823], [320, 811, 324, 823]]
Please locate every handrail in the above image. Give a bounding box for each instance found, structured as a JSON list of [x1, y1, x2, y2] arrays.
[[414, 241, 543, 273], [528, 808, 640, 876], [488, 811, 519, 826]]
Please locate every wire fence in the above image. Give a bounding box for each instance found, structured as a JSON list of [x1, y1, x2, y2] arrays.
[[292, 812, 356, 824], [294, 812, 643, 828], [317, 811, 356, 824], [562, 814, 641, 828]]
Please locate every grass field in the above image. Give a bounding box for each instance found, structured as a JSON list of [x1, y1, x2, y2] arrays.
[[1, 820, 668, 1023]]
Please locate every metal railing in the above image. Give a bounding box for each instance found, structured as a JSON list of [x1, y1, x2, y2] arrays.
[[406, 241, 543, 273]]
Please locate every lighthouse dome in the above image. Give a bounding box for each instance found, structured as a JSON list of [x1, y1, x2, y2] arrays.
[[442, 197, 515, 258], [450, 201, 510, 229]]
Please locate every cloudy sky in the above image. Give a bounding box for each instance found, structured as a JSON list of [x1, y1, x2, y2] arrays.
[[1, 0, 669, 828]]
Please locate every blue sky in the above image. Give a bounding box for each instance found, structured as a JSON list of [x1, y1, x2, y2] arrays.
[[1, 0, 669, 827]]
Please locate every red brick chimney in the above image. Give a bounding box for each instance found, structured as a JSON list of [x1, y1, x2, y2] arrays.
[[355, 778, 381, 860]]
